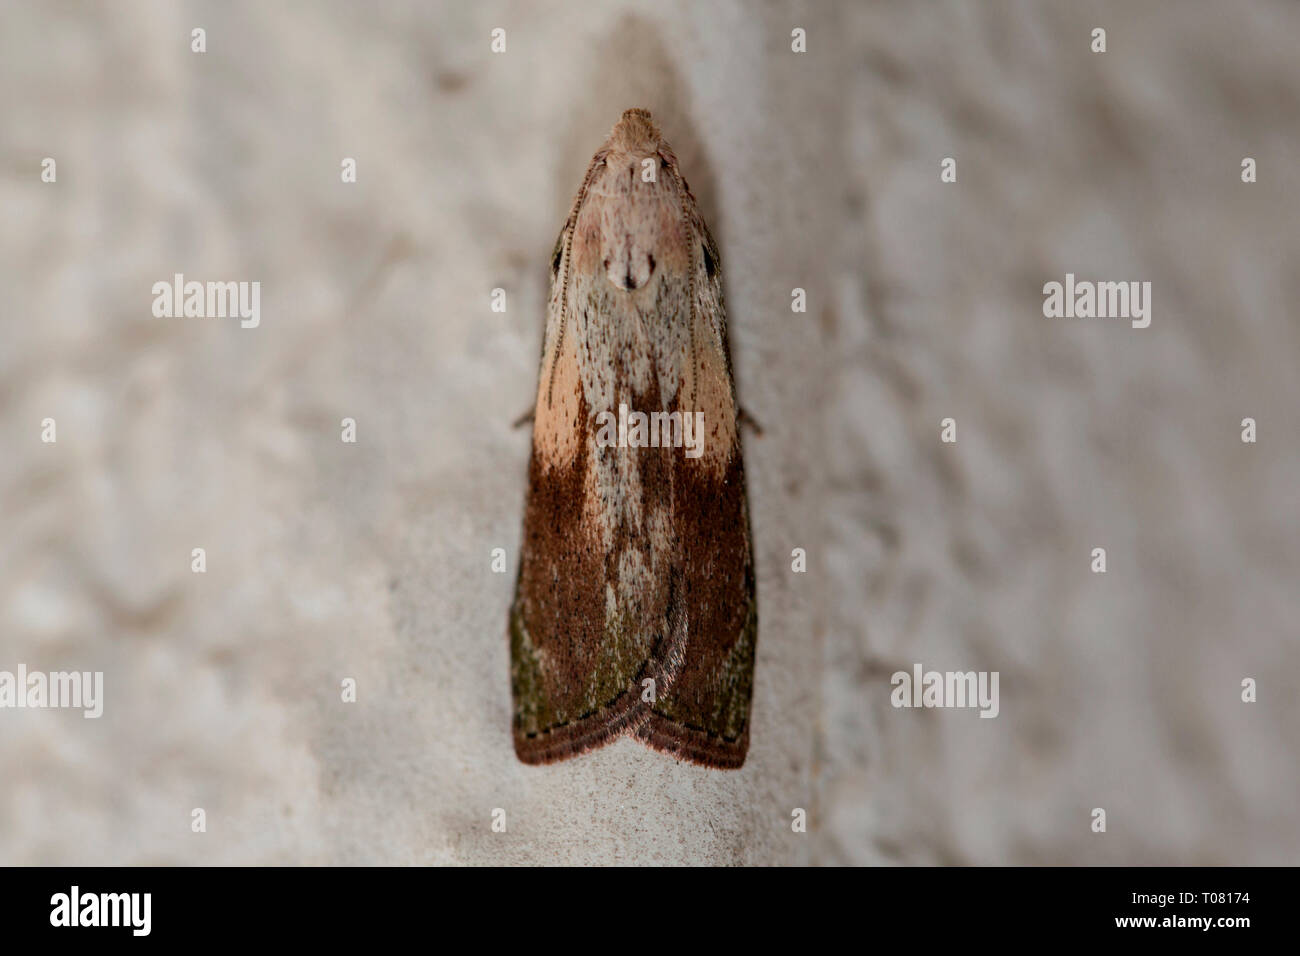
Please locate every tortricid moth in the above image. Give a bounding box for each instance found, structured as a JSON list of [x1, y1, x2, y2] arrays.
[[509, 108, 757, 769]]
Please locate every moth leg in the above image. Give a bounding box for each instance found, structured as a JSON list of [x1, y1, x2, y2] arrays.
[[512, 406, 535, 429], [738, 406, 764, 436]]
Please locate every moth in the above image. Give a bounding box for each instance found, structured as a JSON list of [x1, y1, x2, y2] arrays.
[[509, 108, 757, 769]]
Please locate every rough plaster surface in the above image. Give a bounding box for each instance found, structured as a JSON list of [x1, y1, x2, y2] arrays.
[[1, 1, 1297, 865]]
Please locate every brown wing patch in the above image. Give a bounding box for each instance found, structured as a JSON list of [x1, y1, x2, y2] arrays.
[[633, 447, 755, 768]]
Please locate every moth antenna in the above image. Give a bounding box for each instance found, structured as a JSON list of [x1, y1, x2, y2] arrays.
[[673, 166, 699, 411], [547, 152, 605, 408]]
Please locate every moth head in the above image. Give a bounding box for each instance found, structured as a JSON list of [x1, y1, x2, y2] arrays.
[[575, 108, 688, 295], [609, 107, 662, 155]]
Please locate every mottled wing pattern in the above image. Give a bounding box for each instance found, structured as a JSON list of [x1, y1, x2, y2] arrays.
[[510, 109, 756, 768]]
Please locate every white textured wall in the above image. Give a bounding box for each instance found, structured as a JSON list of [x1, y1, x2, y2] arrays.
[[1, 0, 1297, 865]]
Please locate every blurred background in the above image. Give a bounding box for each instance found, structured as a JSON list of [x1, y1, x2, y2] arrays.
[[1, 0, 1297, 864]]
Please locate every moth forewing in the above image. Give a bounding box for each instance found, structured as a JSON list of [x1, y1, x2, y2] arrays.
[[510, 108, 756, 769]]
